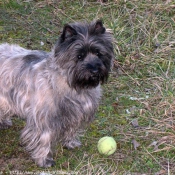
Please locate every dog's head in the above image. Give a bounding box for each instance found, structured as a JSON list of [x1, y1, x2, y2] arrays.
[[54, 20, 114, 90]]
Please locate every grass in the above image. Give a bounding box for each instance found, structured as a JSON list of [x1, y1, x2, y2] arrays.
[[0, 0, 175, 174]]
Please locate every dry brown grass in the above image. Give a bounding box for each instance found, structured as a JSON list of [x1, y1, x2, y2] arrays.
[[0, 0, 175, 174]]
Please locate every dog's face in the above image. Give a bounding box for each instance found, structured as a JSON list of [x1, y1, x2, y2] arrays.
[[54, 20, 114, 90]]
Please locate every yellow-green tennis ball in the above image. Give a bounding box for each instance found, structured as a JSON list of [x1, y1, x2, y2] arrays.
[[97, 136, 116, 156]]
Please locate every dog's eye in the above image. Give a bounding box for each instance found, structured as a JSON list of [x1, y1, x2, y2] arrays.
[[77, 54, 84, 60], [95, 50, 101, 56], [77, 52, 85, 60], [96, 51, 101, 56], [78, 55, 82, 59]]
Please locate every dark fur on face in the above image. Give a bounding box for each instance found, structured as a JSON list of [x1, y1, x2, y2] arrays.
[[54, 20, 113, 90], [0, 20, 114, 167]]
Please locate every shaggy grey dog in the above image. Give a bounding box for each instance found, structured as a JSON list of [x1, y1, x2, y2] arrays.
[[0, 20, 114, 167]]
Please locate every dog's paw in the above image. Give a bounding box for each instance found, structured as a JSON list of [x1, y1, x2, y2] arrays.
[[63, 139, 82, 149], [44, 159, 55, 168], [37, 158, 55, 168], [0, 119, 12, 129]]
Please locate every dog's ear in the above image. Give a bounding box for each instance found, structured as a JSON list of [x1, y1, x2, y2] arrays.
[[93, 20, 106, 34], [61, 24, 77, 42]]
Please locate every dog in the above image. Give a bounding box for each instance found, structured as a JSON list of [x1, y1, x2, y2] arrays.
[[0, 20, 114, 167]]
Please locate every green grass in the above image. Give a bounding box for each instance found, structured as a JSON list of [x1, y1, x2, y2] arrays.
[[0, 0, 175, 174]]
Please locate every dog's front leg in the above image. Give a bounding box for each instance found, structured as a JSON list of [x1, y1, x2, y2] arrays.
[[21, 121, 55, 168]]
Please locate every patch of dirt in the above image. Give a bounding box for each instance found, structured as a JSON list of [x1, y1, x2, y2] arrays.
[[0, 157, 33, 171]]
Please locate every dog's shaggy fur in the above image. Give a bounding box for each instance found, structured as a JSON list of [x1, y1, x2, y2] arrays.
[[0, 20, 114, 167]]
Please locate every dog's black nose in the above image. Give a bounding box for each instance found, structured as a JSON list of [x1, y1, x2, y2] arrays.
[[88, 65, 100, 74], [87, 60, 102, 74], [91, 68, 99, 74]]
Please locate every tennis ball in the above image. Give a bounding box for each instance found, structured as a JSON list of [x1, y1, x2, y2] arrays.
[[97, 136, 116, 156]]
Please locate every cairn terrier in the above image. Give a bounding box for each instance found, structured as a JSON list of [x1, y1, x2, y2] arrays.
[[0, 20, 114, 167]]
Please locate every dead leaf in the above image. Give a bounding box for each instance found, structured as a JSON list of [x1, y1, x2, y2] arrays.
[[148, 141, 158, 151], [132, 139, 140, 150], [61, 161, 69, 169], [155, 169, 167, 175], [131, 118, 139, 128]]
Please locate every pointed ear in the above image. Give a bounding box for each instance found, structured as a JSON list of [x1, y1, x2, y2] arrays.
[[61, 24, 77, 42], [93, 20, 106, 34]]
